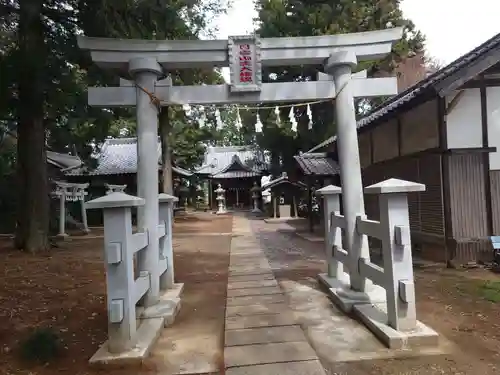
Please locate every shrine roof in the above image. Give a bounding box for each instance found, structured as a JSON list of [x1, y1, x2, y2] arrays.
[[294, 152, 340, 176], [211, 170, 262, 179], [196, 146, 269, 177], [308, 31, 500, 153], [261, 173, 307, 190], [65, 137, 193, 177], [47, 151, 83, 170]]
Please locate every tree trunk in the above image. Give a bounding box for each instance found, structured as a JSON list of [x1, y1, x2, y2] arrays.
[[159, 106, 173, 195], [14, 0, 49, 252]]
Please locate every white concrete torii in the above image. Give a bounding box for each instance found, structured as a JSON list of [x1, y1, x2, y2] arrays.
[[78, 28, 402, 301]]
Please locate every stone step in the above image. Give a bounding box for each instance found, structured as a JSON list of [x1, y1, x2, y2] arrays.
[[229, 263, 271, 271], [229, 256, 269, 266], [230, 253, 265, 258], [226, 313, 297, 330], [229, 269, 274, 277], [224, 342, 318, 368], [228, 279, 278, 290], [228, 273, 275, 283], [225, 360, 327, 375], [230, 249, 262, 254], [225, 325, 305, 346], [226, 302, 290, 317], [227, 286, 283, 298], [227, 294, 286, 307]]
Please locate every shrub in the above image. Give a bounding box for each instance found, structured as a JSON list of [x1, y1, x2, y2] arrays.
[[19, 327, 62, 363]]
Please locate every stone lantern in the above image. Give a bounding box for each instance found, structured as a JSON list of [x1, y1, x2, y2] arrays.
[[215, 184, 227, 214], [250, 182, 261, 213]]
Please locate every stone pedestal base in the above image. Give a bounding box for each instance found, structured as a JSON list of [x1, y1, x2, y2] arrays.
[[318, 273, 386, 313], [354, 303, 439, 349], [251, 208, 262, 213], [89, 283, 184, 366], [141, 283, 184, 326], [317, 272, 350, 290], [263, 216, 303, 224]]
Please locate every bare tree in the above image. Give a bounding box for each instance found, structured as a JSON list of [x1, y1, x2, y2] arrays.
[[424, 54, 445, 76]]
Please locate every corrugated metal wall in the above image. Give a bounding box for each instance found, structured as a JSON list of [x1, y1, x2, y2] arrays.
[[448, 153, 491, 262], [490, 170, 500, 234], [448, 154, 488, 238], [361, 152, 492, 263]]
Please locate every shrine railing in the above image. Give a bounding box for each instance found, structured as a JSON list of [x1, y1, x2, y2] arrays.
[[86, 192, 177, 354], [317, 179, 425, 333]]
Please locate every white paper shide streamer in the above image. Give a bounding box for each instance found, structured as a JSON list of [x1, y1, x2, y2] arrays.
[[215, 108, 224, 130], [255, 113, 263, 133], [274, 106, 281, 126], [195, 101, 316, 132], [183, 104, 192, 117], [235, 107, 242, 129], [198, 106, 206, 128], [306, 104, 313, 130], [289, 106, 297, 132]]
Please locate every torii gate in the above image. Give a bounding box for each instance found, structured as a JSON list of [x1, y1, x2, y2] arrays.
[[78, 28, 402, 321]]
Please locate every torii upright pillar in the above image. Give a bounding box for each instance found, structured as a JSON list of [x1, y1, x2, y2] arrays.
[[130, 57, 163, 307], [324, 51, 385, 308]]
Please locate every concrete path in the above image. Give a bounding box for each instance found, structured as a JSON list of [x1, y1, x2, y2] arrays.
[[224, 215, 327, 375]]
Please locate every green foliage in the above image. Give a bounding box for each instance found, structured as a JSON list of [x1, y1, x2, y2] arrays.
[[0, 0, 229, 162], [19, 327, 62, 363], [253, 0, 426, 172], [479, 281, 500, 303], [0, 0, 230, 250]]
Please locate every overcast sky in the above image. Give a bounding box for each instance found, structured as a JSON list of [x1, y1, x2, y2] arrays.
[[214, 0, 499, 65]]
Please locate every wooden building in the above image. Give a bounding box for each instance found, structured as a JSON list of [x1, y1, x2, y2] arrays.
[[294, 152, 340, 231], [261, 172, 306, 220], [196, 146, 268, 209], [306, 32, 500, 264], [66, 137, 193, 196]]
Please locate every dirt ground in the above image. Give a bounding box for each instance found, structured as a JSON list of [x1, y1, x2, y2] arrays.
[[4, 212, 500, 375], [250, 219, 500, 375], [0, 213, 232, 375]]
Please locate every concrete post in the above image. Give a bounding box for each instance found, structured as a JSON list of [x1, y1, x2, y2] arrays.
[[292, 195, 298, 218], [316, 185, 346, 280], [365, 178, 425, 331], [325, 51, 370, 293], [159, 193, 178, 290], [80, 198, 89, 233], [130, 57, 163, 307], [273, 195, 277, 218], [58, 188, 67, 237], [86, 192, 146, 353]]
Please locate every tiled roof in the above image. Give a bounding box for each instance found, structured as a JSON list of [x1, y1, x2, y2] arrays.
[[308, 31, 500, 153], [261, 173, 307, 190], [47, 151, 83, 170], [294, 153, 340, 176], [196, 146, 269, 177], [211, 171, 262, 179], [0, 130, 83, 171], [66, 137, 193, 177]]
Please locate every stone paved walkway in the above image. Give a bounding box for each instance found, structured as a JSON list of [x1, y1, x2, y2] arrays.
[[224, 214, 327, 375]]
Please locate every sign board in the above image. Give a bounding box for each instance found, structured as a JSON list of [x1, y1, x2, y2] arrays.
[[228, 35, 262, 93]]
